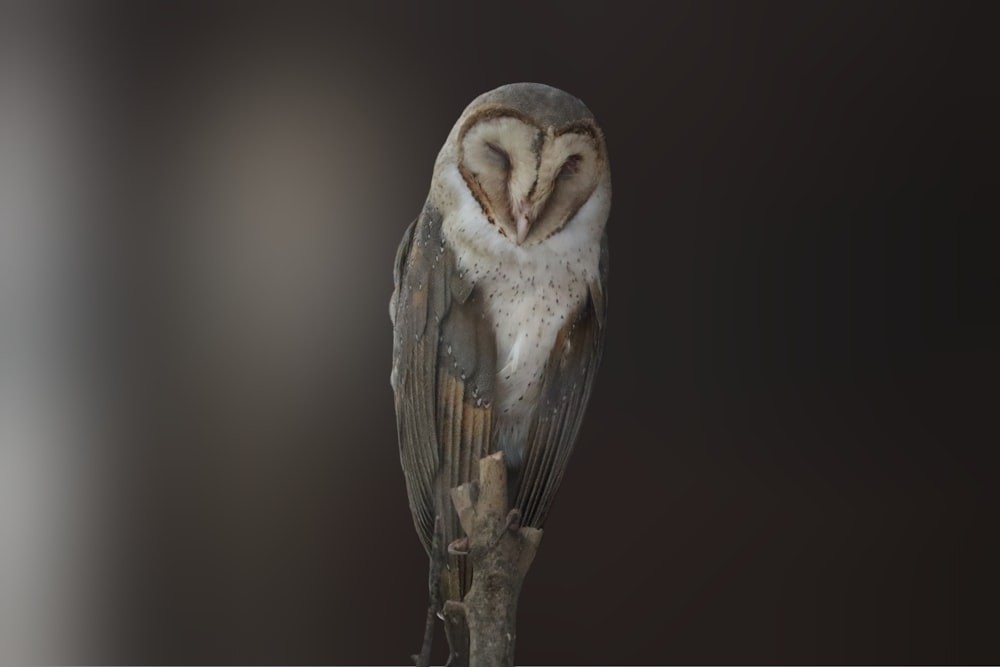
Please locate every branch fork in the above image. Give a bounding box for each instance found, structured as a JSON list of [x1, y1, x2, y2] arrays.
[[450, 452, 543, 666], [416, 451, 543, 667]]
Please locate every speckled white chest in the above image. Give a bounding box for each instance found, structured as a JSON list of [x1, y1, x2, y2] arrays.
[[440, 169, 604, 456], [463, 242, 589, 420]]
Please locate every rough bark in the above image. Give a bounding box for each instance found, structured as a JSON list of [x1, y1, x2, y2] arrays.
[[446, 452, 543, 667]]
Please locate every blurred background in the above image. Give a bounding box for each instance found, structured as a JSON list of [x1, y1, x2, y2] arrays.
[[0, 0, 995, 664]]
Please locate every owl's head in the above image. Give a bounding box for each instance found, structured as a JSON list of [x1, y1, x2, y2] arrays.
[[442, 83, 609, 247]]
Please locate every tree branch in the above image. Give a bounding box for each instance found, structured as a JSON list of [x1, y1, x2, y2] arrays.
[[446, 452, 543, 667]]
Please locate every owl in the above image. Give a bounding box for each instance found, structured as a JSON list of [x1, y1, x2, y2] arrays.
[[390, 83, 610, 614]]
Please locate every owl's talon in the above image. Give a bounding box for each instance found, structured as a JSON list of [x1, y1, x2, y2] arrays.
[[505, 509, 522, 533], [448, 536, 469, 555]]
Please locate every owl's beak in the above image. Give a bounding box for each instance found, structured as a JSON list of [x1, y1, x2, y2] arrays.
[[515, 214, 532, 245], [514, 198, 536, 245]]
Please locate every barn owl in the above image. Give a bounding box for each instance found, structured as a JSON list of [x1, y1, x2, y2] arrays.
[[389, 82, 610, 647]]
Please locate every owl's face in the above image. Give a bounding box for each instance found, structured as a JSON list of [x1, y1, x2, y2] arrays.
[[456, 107, 606, 246]]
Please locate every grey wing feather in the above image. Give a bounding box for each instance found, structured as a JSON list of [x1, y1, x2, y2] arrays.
[[391, 206, 496, 563]]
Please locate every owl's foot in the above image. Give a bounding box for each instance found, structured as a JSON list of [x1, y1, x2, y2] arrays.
[[447, 536, 469, 555], [451, 509, 520, 554], [485, 508, 523, 550], [505, 508, 522, 532]]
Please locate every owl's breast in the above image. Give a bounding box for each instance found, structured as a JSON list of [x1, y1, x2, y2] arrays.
[[456, 238, 591, 437], [439, 166, 604, 459]]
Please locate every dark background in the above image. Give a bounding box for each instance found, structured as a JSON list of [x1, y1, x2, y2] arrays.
[[0, 1, 995, 664]]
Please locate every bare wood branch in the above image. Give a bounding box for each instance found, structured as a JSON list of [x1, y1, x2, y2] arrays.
[[445, 452, 543, 667]]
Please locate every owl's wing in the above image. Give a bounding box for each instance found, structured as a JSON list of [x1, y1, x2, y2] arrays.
[[513, 232, 608, 528], [391, 206, 496, 556]]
